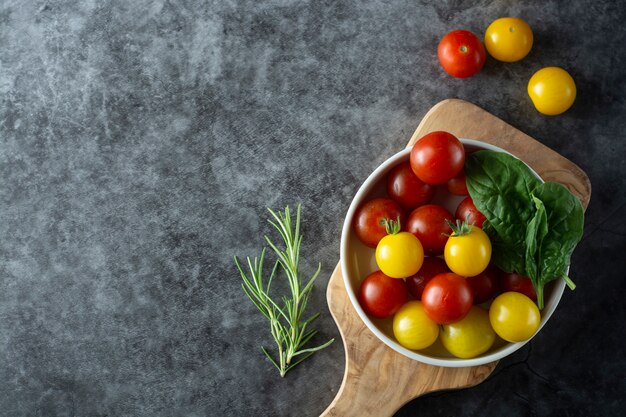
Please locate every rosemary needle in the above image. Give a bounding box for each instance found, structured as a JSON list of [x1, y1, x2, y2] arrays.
[[234, 205, 334, 377]]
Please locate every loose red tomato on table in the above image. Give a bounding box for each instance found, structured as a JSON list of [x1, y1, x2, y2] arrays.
[[438, 30, 486, 78], [500, 272, 537, 301], [406, 204, 454, 256], [422, 272, 473, 324], [410, 131, 465, 185], [466, 265, 499, 304], [447, 170, 468, 196], [455, 196, 487, 228], [358, 270, 408, 318], [386, 161, 435, 209], [353, 198, 405, 248], [405, 256, 450, 300]]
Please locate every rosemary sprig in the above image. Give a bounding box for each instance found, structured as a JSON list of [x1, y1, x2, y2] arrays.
[[234, 205, 334, 377]]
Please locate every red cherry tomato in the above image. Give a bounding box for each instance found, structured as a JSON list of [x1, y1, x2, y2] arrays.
[[447, 170, 468, 196], [353, 198, 405, 248], [406, 204, 454, 256], [410, 131, 465, 185], [455, 196, 487, 228], [406, 257, 450, 300], [438, 30, 486, 78], [386, 161, 436, 210], [422, 272, 473, 324], [466, 265, 499, 304], [500, 272, 537, 302], [358, 270, 408, 318]]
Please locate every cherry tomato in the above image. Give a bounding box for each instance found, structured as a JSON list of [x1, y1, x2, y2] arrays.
[[358, 271, 408, 318], [489, 292, 541, 342], [406, 204, 454, 256], [447, 170, 468, 196], [485, 17, 533, 62], [500, 272, 537, 301], [455, 196, 486, 228], [444, 222, 492, 277], [527, 67, 576, 115], [422, 272, 473, 324], [466, 265, 499, 304], [405, 257, 450, 300], [386, 161, 435, 209], [393, 301, 439, 350], [410, 131, 465, 185], [438, 30, 486, 78], [353, 198, 405, 248], [440, 306, 495, 359], [376, 219, 424, 278]]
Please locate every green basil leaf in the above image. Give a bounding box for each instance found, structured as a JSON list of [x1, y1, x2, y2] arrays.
[[465, 150, 585, 310], [482, 220, 525, 274], [533, 182, 584, 305], [524, 195, 548, 285], [465, 151, 542, 274]]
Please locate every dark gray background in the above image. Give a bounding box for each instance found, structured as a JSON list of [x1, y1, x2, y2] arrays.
[[1, 1, 624, 416]]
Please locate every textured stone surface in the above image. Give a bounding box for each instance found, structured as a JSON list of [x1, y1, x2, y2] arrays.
[[0, 1, 624, 416]]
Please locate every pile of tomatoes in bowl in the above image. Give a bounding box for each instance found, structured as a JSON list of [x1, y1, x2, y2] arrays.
[[341, 132, 562, 367]]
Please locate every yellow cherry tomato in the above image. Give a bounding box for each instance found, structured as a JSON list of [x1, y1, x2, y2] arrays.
[[485, 17, 533, 62], [489, 292, 541, 342], [376, 231, 424, 279], [393, 301, 439, 350], [444, 224, 491, 277], [527, 67, 576, 115], [440, 306, 496, 359]]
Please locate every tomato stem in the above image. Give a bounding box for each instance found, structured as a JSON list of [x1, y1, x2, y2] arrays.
[[382, 216, 402, 235], [446, 216, 473, 237]]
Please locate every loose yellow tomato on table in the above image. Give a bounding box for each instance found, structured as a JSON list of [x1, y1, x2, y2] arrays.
[[376, 218, 424, 278], [444, 220, 491, 277], [393, 301, 439, 350], [485, 17, 533, 62], [489, 292, 541, 342], [527, 67, 577, 115], [440, 306, 496, 358]]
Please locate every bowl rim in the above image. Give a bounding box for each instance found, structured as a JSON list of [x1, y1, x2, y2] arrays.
[[340, 138, 566, 367]]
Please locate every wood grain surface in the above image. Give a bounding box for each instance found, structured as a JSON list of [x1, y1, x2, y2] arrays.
[[320, 99, 592, 417]]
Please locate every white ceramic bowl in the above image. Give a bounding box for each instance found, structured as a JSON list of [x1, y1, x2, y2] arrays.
[[340, 139, 565, 367]]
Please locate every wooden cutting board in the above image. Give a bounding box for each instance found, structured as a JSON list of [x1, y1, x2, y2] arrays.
[[320, 99, 591, 417]]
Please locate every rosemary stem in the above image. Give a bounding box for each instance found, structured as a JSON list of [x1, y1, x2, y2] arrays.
[[236, 205, 333, 377]]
